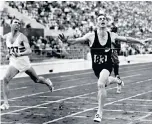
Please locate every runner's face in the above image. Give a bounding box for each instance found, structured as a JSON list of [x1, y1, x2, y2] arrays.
[[97, 15, 107, 28], [11, 19, 20, 31]]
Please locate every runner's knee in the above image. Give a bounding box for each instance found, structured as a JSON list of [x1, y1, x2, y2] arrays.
[[98, 70, 109, 88], [98, 82, 105, 90], [36, 76, 44, 83]]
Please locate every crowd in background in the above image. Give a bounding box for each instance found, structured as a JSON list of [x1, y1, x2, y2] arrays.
[[29, 35, 70, 58], [1, 1, 152, 64], [4, 1, 152, 37]]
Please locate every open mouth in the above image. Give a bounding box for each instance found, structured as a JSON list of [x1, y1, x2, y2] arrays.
[[14, 26, 19, 30]]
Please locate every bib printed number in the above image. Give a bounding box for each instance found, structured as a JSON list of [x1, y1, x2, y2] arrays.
[[8, 47, 19, 55], [94, 54, 107, 64]]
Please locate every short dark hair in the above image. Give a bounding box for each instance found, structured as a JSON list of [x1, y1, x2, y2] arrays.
[[97, 13, 108, 20], [97, 13, 106, 17]]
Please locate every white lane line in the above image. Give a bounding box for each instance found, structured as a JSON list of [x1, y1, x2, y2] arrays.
[[1, 121, 37, 124], [127, 121, 135, 124], [38, 96, 65, 98], [43, 90, 152, 124], [10, 75, 93, 86], [139, 113, 152, 120], [128, 113, 152, 124], [1, 79, 150, 124], [6, 67, 151, 97], [9, 82, 95, 100], [128, 99, 152, 102], [113, 103, 152, 107], [10, 106, 32, 108], [10, 106, 47, 109], [40, 100, 56, 103], [34, 113, 45, 116], [121, 74, 141, 78], [58, 77, 91, 83], [2, 112, 45, 117], [64, 101, 75, 104], [8, 74, 141, 101], [76, 96, 114, 101], [1, 74, 148, 116], [69, 107, 83, 110], [0, 87, 27, 93], [1, 92, 96, 116], [73, 116, 87, 118], [141, 119, 152, 122], [7, 74, 140, 102], [10, 87, 27, 91], [52, 101, 98, 105], [24, 123, 37, 124], [1, 99, 23, 102], [58, 72, 93, 78], [9, 65, 149, 93], [10, 71, 93, 85], [35, 107, 48, 109], [0, 64, 151, 123], [102, 117, 117, 120], [22, 123, 37, 124], [107, 98, 116, 100], [73, 115, 118, 120], [103, 109, 152, 114], [6, 112, 21, 115], [1, 122, 14, 124], [7, 65, 150, 96], [8, 77, 94, 92], [10, 65, 152, 86]]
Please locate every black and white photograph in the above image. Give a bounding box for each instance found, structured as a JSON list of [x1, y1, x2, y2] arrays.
[[1, 1, 152, 124]]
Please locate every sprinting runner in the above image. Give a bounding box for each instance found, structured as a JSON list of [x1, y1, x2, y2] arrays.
[[58, 13, 143, 122], [0, 19, 54, 110]]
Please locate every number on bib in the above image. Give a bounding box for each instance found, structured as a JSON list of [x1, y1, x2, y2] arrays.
[[94, 54, 107, 64], [8, 47, 19, 55]]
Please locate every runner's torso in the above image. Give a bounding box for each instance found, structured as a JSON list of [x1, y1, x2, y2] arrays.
[[90, 30, 112, 68], [6, 32, 26, 56]]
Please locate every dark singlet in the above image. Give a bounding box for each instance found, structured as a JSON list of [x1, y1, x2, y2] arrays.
[[90, 30, 112, 77]]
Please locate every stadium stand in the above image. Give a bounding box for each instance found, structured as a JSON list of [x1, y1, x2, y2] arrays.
[[1, 1, 152, 65]]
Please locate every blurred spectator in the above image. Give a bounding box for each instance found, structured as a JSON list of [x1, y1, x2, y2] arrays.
[[52, 39, 69, 58], [1, 1, 152, 62], [45, 43, 53, 57], [26, 23, 31, 28], [4, 1, 152, 39]]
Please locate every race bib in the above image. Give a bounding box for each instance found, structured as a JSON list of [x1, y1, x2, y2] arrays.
[[8, 46, 19, 55], [94, 54, 107, 64]]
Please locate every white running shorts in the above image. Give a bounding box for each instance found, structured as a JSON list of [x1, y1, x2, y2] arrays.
[[9, 56, 31, 72]]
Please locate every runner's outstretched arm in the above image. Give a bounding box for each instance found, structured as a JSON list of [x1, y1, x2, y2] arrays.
[[58, 33, 88, 45], [116, 36, 144, 45]]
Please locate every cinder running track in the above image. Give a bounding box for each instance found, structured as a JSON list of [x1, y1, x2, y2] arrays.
[[1, 62, 152, 124]]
